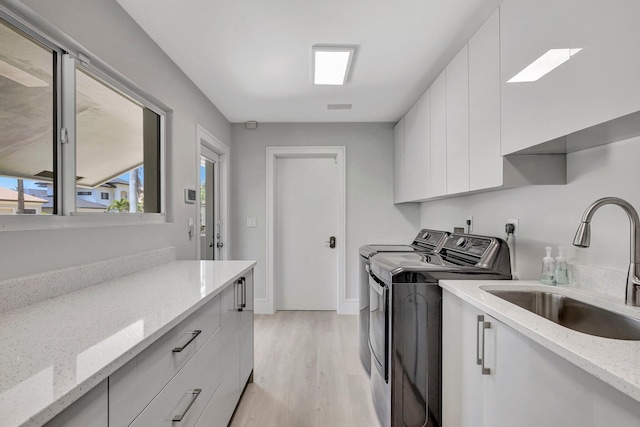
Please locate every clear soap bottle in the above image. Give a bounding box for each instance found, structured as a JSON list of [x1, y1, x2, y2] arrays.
[[555, 246, 569, 285], [541, 246, 555, 285]]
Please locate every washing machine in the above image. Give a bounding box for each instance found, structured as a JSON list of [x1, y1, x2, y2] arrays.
[[358, 229, 448, 374], [368, 233, 512, 427]]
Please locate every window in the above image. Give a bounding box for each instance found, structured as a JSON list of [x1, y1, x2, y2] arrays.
[[76, 67, 161, 214], [0, 19, 55, 216], [0, 12, 163, 221]]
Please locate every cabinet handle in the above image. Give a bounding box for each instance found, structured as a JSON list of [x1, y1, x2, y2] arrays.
[[172, 330, 201, 353], [241, 277, 246, 308], [479, 316, 492, 375], [172, 389, 202, 422], [476, 315, 484, 365], [236, 279, 243, 312]]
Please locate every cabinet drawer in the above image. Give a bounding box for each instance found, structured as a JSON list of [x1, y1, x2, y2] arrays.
[[130, 330, 223, 427], [109, 295, 221, 427]]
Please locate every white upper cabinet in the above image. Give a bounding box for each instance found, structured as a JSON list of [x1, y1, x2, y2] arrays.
[[500, 0, 576, 155], [446, 45, 470, 195], [404, 90, 431, 201], [568, 0, 640, 134], [469, 9, 502, 191], [393, 118, 407, 203], [430, 71, 447, 198], [500, 0, 640, 155]]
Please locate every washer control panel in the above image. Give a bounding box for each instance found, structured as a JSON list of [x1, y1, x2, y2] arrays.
[[442, 234, 493, 258], [413, 229, 448, 250]]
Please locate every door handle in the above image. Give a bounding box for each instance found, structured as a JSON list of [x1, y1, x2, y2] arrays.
[[326, 236, 336, 249], [216, 242, 224, 248]]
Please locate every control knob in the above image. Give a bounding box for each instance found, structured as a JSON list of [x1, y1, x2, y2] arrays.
[[456, 237, 467, 247]]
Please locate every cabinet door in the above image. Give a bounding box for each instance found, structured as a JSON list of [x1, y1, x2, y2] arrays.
[[215, 282, 241, 426], [567, 0, 640, 134], [43, 380, 107, 427], [404, 90, 431, 200], [442, 291, 485, 427], [393, 118, 407, 203], [500, 0, 640, 155], [469, 9, 502, 191], [500, 0, 575, 154], [239, 270, 254, 387], [481, 314, 532, 427], [446, 45, 470, 195], [430, 71, 447, 197]]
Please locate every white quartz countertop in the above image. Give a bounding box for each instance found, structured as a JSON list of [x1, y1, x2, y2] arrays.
[[0, 260, 256, 427], [440, 280, 640, 404]]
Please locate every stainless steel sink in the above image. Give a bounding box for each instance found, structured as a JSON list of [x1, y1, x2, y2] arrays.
[[487, 290, 640, 340]]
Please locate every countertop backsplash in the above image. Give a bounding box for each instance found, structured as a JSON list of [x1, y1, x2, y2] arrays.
[[0, 247, 175, 314], [567, 263, 627, 301]]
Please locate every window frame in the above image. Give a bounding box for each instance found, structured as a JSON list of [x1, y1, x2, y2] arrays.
[[0, 5, 166, 230]]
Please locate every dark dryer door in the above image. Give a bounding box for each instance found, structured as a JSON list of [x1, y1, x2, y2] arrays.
[[392, 282, 442, 427]]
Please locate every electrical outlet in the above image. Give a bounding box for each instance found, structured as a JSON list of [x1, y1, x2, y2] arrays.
[[506, 218, 519, 236], [467, 216, 473, 233]]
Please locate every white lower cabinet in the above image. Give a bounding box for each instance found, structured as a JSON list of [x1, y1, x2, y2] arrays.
[[443, 289, 640, 427], [46, 270, 254, 427], [239, 270, 254, 387], [195, 272, 253, 427], [130, 332, 223, 426]]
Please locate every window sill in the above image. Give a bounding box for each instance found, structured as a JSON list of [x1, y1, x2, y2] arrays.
[[0, 212, 165, 232]]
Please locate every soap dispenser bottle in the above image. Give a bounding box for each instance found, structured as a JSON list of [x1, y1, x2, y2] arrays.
[[555, 246, 569, 285], [541, 246, 556, 285]]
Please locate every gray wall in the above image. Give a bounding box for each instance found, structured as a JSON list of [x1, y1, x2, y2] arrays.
[[230, 123, 421, 303], [0, 0, 230, 281], [420, 135, 640, 283]]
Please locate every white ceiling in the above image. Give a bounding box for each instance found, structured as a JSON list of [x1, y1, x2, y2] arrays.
[[116, 0, 501, 123]]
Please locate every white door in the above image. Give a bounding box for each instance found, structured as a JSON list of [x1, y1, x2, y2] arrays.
[[200, 147, 221, 260], [275, 156, 338, 310]]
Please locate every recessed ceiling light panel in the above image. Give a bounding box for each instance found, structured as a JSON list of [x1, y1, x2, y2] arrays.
[[508, 48, 583, 83], [312, 45, 356, 85]]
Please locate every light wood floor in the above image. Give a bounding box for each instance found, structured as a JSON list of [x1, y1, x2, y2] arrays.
[[230, 311, 380, 427]]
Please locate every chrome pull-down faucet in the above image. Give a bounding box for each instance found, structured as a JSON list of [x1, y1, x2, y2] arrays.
[[573, 197, 640, 306]]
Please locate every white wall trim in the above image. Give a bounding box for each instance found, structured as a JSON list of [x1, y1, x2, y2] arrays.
[[265, 146, 348, 314], [196, 124, 230, 260]]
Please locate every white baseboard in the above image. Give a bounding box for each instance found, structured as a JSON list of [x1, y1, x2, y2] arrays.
[[254, 298, 359, 315], [338, 298, 359, 315], [254, 300, 274, 314]]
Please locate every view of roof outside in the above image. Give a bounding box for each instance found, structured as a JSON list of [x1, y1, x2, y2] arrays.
[[0, 168, 143, 215], [0, 16, 150, 215]]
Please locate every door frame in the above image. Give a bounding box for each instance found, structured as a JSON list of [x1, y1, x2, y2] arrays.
[[196, 124, 229, 260], [263, 146, 347, 314]]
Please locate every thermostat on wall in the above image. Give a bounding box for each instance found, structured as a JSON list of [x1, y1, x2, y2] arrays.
[[185, 188, 197, 204]]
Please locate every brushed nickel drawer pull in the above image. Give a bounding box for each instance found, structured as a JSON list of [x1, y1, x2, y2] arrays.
[[476, 315, 484, 365], [481, 319, 491, 375], [172, 330, 201, 353], [241, 277, 246, 308], [236, 280, 244, 312], [172, 388, 201, 422]]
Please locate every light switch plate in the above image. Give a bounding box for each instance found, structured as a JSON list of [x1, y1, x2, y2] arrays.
[[246, 217, 257, 228]]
